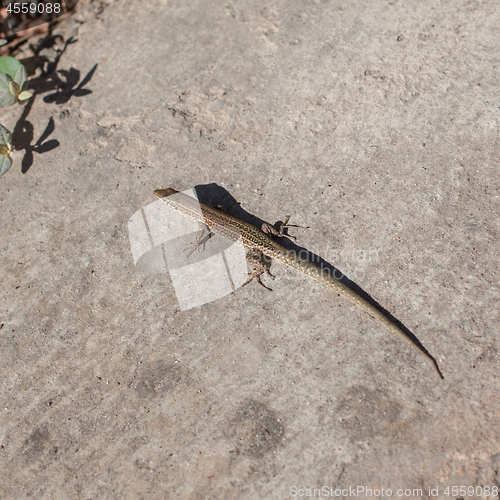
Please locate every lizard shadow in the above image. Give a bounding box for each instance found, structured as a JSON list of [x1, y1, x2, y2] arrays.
[[193, 183, 438, 369]]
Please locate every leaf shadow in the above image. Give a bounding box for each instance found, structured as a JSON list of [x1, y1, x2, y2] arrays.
[[41, 63, 97, 104], [10, 36, 97, 173], [12, 98, 60, 174], [26, 36, 97, 105]]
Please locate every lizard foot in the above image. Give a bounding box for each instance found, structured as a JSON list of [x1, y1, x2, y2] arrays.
[[243, 248, 274, 290], [262, 216, 309, 241]]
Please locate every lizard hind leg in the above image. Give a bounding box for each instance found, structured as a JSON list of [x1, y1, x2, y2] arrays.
[[242, 248, 274, 291]]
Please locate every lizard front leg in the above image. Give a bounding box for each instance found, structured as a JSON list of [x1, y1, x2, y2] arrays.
[[185, 225, 213, 257], [261, 216, 308, 241]]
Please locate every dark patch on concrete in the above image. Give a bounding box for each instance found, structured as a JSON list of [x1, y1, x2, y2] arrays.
[[132, 360, 185, 399], [335, 386, 402, 442], [227, 400, 285, 458], [20, 427, 52, 458]]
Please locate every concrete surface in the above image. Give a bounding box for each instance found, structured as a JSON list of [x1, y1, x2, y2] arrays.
[[1, 0, 499, 498]]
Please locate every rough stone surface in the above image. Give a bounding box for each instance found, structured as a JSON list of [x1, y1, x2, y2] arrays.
[[1, 0, 499, 498]]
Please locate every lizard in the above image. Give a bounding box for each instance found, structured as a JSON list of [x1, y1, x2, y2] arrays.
[[154, 187, 444, 379]]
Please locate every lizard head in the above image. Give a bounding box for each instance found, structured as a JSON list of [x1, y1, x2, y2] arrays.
[[153, 188, 179, 199]]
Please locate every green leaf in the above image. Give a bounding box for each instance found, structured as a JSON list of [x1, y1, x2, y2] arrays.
[[0, 61, 31, 106], [18, 90, 33, 102], [14, 63, 27, 87], [0, 56, 21, 81], [0, 123, 13, 148], [0, 150, 12, 176], [0, 72, 16, 107], [9, 80, 20, 96], [0, 123, 13, 176]]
